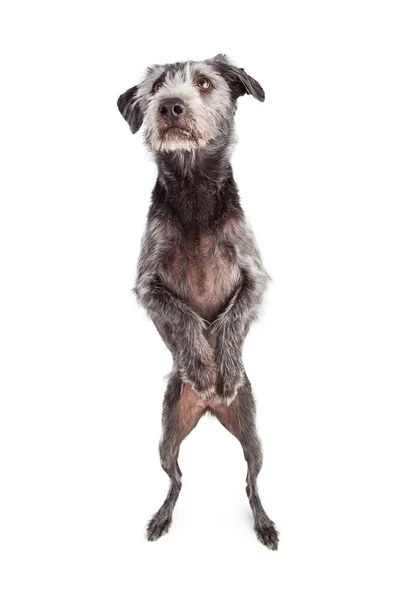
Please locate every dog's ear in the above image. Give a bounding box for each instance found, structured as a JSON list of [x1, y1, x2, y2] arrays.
[[209, 55, 265, 102], [117, 86, 143, 134], [234, 67, 265, 102]]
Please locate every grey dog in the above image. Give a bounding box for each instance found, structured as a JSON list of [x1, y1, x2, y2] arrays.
[[117, 54, 278, 550]]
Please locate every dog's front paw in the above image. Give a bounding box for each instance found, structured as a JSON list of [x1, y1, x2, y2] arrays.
[[179, 357, 216, 401], [191, 381, 215, 401], [215, 372, 244, 406], [180, 368, 215, 401]]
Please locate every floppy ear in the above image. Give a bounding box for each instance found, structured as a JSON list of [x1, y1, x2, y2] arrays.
[[210, 55, 265, 102], [117, 86, 143, 134], [234, 68, 265, 102]]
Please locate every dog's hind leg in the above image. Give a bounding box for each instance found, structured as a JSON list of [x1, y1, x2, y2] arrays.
[[211, 372, 279, 550], [147, 369, 207, 541]]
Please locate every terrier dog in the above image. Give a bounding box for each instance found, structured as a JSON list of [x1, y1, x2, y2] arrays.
[[117, 54, 279, 550]]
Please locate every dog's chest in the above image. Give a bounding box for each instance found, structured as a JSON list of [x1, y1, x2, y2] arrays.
[[162, 233, 241, 321]]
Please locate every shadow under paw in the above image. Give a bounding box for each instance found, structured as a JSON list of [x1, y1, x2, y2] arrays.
[[147, 512, 172, 542], [255, 521, 279, 550]]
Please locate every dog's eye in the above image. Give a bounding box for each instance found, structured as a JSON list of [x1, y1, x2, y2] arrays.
[[196, 77, 211, 90], [153, 81, 163, 93]]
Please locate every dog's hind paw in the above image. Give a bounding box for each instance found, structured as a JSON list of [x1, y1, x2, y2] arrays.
[[255, 521, 279, 550], [147, 512, 172, 541]]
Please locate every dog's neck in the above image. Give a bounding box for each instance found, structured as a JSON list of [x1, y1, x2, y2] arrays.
[[152, 136, 242, 232]]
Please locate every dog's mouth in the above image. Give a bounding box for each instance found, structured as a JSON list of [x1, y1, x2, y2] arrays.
[[162, 125, 190, 137], [155, 122, 203, 152]]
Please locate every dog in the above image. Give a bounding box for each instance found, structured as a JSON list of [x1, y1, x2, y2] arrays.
[[117, 54, 278, 550]]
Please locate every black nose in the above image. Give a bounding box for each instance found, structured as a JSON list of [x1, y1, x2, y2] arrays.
[[159, 97, 185, 122]]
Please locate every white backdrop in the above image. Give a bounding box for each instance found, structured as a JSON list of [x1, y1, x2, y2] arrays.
[[1, 1, 399, 598]]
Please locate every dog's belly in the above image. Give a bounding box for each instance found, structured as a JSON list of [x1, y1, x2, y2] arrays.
[[187, 248, 239, 320], [163, 234, 241, 322]]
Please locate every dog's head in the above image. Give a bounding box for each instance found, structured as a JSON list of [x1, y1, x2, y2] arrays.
[[117, 54, 264, 154]]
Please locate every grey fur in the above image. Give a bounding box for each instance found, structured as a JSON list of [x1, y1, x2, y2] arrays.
[[118, 54, 278, 549]]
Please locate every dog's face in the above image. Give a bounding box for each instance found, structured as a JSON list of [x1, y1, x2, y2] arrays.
[[117, 54, 265, 153]]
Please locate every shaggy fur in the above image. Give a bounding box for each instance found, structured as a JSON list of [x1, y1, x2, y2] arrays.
[[117, 54, 278, 550]]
